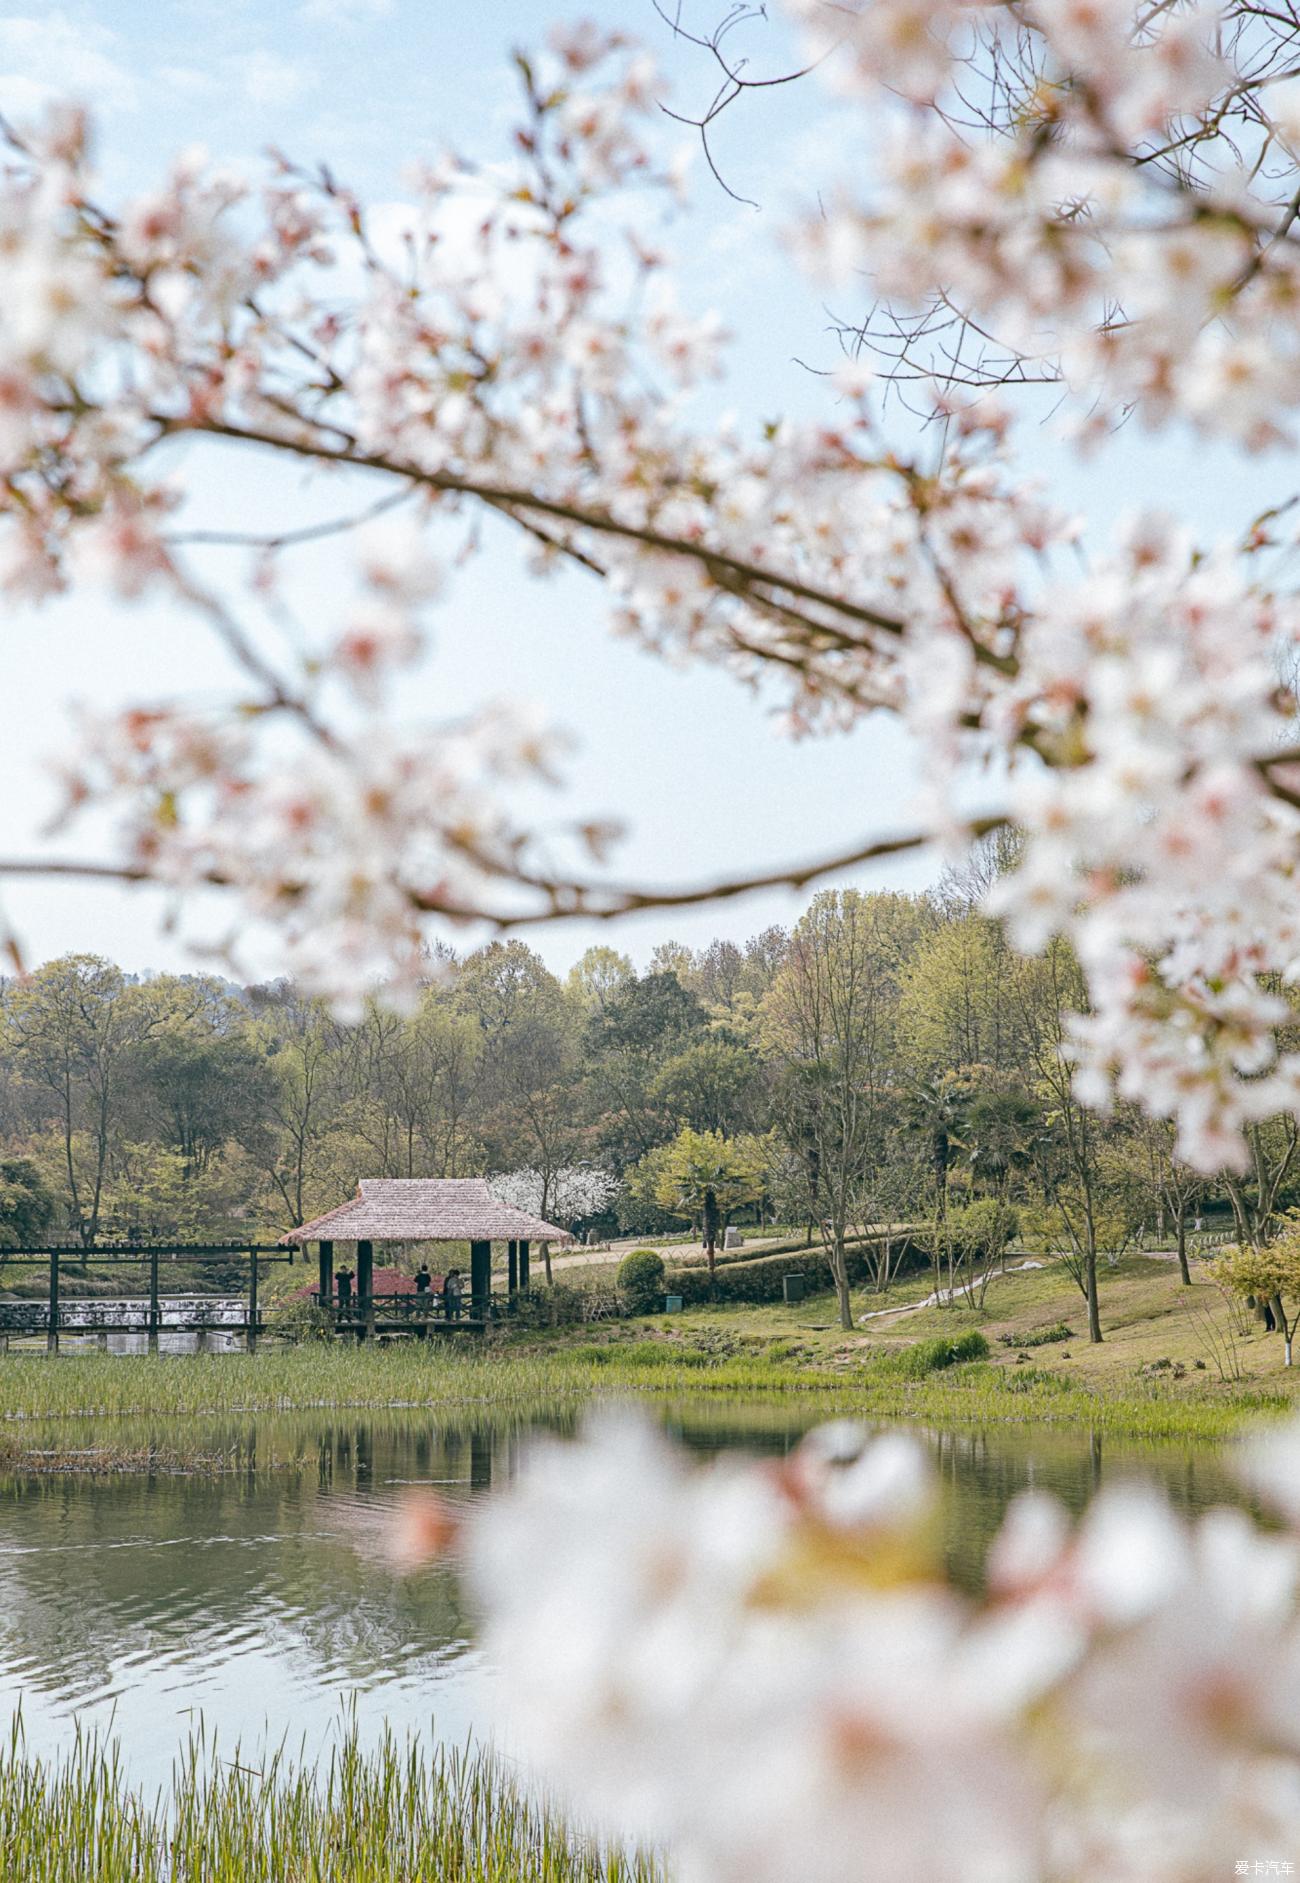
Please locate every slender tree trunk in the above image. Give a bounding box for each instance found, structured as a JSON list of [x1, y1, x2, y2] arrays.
[[1086, 1243, 1103, 1344], [826, 1200, 853, 1328], [61, 1093, 83, 1246], [833, 1231, 853, 1330], [704, 1190, 719, 1288], [1176, 1207, 1190, 1287]]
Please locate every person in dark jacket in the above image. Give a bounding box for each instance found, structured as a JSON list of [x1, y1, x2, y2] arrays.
[[443, 1267, 462, 1320]]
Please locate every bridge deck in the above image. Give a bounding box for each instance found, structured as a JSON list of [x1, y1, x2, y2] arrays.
[[0, 1298, 487, 1339]]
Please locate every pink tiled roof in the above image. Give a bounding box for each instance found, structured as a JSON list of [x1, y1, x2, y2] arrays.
[[284, 1178, 572, 1245]]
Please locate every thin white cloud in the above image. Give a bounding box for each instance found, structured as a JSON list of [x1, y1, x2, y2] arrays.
[[0, 11, 136, 113], [239, 49, 315, 109], [154, 65, 217, 97], [296, 0, 393, 23]]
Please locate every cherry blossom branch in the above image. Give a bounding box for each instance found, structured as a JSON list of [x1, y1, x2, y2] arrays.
[[167, 486, 415, 551], [177, 418, 916, 643], [0, 818, 999, 928]]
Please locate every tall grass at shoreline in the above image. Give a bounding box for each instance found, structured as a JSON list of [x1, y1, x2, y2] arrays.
[[0, 1716, 659, 1882], [0, 1341, 1288, 1452]]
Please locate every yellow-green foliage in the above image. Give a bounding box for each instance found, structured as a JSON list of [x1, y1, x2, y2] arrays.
[[1209, 1230, 1300, 1308]]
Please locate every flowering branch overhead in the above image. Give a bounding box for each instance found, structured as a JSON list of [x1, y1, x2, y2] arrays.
[[2, 11, 1300, 1163]]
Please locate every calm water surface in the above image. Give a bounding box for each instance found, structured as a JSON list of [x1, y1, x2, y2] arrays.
[[0, 1402, 1252, 1789]]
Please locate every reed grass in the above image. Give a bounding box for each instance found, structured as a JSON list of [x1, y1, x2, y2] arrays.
[[0, 1714, 660, 1882], [0, 1340, 1286, 1453]]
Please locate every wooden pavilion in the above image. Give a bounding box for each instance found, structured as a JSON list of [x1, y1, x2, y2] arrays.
[[284, 1178, 572, 1333]]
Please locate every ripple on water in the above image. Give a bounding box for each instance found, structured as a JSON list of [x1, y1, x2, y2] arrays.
[[0, 1404, 1249, 1791]]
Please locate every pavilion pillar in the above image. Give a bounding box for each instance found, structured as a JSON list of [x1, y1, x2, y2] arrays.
[[357, 1240, 374, 1341], [507, 1239, 518, 1295], [518, 1239, 530, 1292], [149, 1248, 160, 1353], [318, 1240, 333, 1313], [470, 1239, 491, 1320], [247, 1249, 259, 1353], [46, 1251, 59, 1355]]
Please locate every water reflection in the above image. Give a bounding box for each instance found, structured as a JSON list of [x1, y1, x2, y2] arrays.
[[0, 1404, 1250, 1788]]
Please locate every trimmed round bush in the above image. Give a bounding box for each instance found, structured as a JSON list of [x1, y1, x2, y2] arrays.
[[618, 1248, 666, 1314]]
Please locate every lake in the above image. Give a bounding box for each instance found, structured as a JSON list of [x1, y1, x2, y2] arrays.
[[0, 1402, 1253, 1791]]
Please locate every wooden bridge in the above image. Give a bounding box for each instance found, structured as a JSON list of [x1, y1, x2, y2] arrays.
[[0, 1244, 488, 1352], [0, 1180, 577, 1354]]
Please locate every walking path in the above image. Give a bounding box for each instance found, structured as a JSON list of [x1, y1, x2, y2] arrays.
[[546, 1233, 793, 1273], [857, 1259, 1047, 1322]]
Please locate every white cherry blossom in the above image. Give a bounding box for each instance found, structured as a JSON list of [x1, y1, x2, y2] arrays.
[[451, 1413, 1300, 1881]]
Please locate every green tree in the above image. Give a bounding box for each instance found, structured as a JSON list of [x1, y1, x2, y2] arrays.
[[2, 956, 188, 1248], [1018, 941, 1110, 1345], [458, 941, 586, 1282], [1210, 1228, 1300, 1366], [565, 946, 634, 1018], [581, 969, 708, 1166], [1110, 1110, 1204, 1285], [0, 1157, 55, 1250], [650, 1037, 762, 1137], [902, 1068, 975, 1221], [250, 983, 347, 1226], [762, 891, 918, 1329], [630, 1127, 768, 1280], [897, 912, 1030, 1079], [127, 978, 274, 1177], [964, 1081, 1044, 1201]]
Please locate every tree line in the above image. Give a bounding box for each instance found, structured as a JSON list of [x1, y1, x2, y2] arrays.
[[1, 845, 1294, 1337]]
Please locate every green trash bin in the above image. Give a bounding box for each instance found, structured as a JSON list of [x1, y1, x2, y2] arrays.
[[782, 1274, 806, 1305], [664, 1295, 684, 1313]]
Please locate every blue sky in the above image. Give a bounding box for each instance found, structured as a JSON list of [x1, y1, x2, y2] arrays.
[[0, 2, 1269, 981]]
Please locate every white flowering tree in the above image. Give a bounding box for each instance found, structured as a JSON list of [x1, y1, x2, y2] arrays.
[[490, 1162, 618, 1282], [489, 1164, 618, 1230], [15, 4, 1300, 1864]]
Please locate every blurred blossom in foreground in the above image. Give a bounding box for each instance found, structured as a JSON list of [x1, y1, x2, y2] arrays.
[[389, 1412, 1300, 1882]]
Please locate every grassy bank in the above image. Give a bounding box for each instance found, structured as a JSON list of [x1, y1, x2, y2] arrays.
[[0, 1718, 657, 1882], [0, 1296, 1294, 1465]]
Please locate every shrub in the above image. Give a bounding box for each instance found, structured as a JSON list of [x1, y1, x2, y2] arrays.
[[664, 1237, 929, 1306], [875, 1330, 990, 1379], [552, 1338, 712, 1370], [274, 1298, 335, 1343], [509, 1283, 588, 1329], [1001, 1365, 1074, 1395], [947, 1198, 1019, 1264], [1000, 1319, 1072, 1348], [618, 1249, 667, 1314]]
